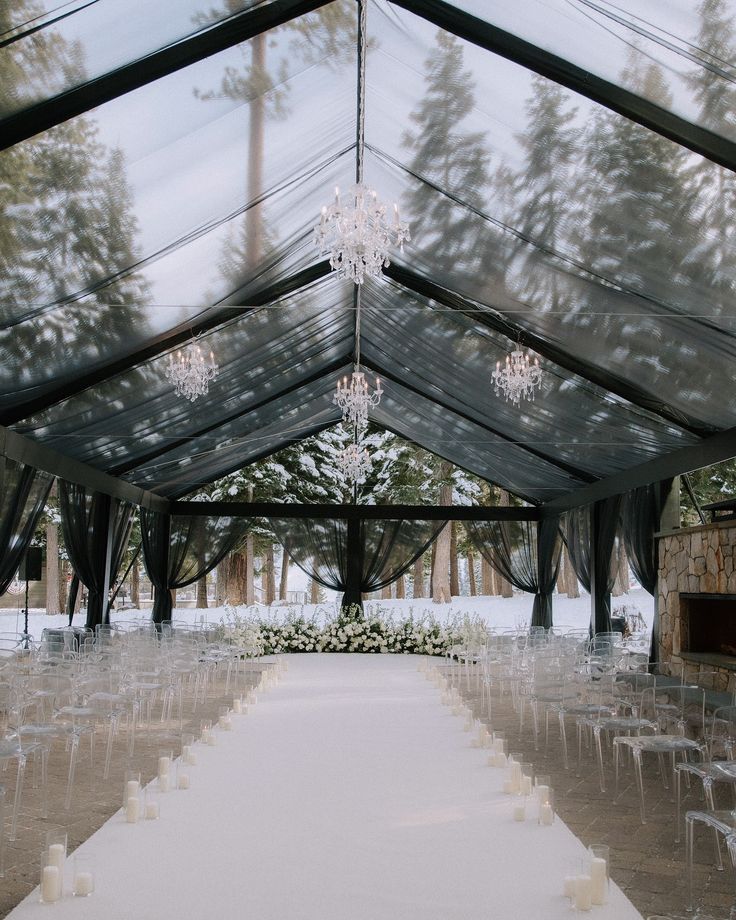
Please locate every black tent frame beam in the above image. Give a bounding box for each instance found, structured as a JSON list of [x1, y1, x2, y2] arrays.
[[541, 425, 736, 515], [390, 0, 736, 175], [359, 356, 596, 485], [384, 264, 712, 439], [1, 262, 331, 427], [172, 501, 540, 521], [0, 425, 169, 512], [0, 0, 333, 153]]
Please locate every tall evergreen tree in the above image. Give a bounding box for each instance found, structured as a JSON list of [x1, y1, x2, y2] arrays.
[[401, 30, 492, 278]]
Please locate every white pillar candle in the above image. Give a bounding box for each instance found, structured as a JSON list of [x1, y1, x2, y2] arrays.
[[186, 749, 197, 766], [536, 784, 550, 804], [232, 699, 242, 714], [509, 762, 522, 793], [562, 876, 576, 898], [502, 779, 514, 794], [496, 753, 507, 768], [177, 773, 190, 790], [222, 716, 232, 731], [126, 779, 140, 799], [73, 871, 94, 896], [206, 731, 216, 746], [145, 801, 160, 820], [487, 753, 497, 767], [41, 865, 61, 902], [181, 745, 190, 763], [574, 876, 593, 911], [513, 801, 526, 821], [590, 857, 607, 904], [158, 774, 170, 793], [539, 802, 554, 825], [126, 797, 140, 823], [158, 756, 170, 777], [521, 775, 533, 796], [48, 843, 66, 870]]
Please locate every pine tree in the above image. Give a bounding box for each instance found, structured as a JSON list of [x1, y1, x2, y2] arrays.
[[401, 30, 492, 278]]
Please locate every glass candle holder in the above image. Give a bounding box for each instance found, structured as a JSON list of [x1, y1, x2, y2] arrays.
[[44, 828, 67, 871], [72, 854, 94, 897], [587, 844, 610, 905], [122, 770, 141, 809], [176, 759, 191, 790], [537, 788, 555, 825], [520, 764, 534, 797], [39, 855, 62, 903], [181, 732, 195, 764], [144, 786, 160, 820], [218, 705, 232, 731], [512, 795, 527, 822], [508, 754, 524, 793]]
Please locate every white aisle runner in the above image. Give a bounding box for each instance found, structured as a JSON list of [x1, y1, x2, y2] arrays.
[[9, 654, 643, 919]]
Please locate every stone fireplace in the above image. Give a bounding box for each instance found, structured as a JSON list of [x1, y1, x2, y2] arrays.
[[658, 521, 736, 692]]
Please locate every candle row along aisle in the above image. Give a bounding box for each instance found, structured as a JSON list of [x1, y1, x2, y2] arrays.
[[418, 655, 611, 914]]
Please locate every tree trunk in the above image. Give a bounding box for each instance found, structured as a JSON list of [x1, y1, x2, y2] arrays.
[[432, 467, 453, 604], [498, 490, 514, 598], [279, 546, 290, 601], [228, 552, 246, 604], [563, 544, 580, 598], [381, 584, 392, 600], [481, 556, 494, 595], [45, 521, 59, 614], [412, 555, 425, 599], [196, 574, 208, 608], [310, 579, 319, 604], [215, 557, 229, 605], [449, 521, 460, 598], [130, 559, 140, 607], [396, 574, 405, 599], [612, 541, 630, 597], [467, 549, 477, 596], [58, 558, 69, 614], [261, 544, 275, 605], [245, 535, 255, 605]]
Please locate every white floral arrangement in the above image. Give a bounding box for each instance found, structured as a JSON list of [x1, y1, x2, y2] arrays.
[[218, 603, 459, 656]]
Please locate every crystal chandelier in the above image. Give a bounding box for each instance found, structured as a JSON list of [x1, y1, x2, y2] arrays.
[[314, 1, 409, 285], [336, 438, 372, 485], [165, 341, 218, 402], [491, 344, 543, 405], [314, 184, 409, 284], [333, 287, 383, 430]]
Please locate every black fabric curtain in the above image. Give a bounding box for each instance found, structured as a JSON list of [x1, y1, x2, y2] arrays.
[[273, 518, 447, 611], [0, 457, 53, 595], [621, 479, 672, 660], [562, 496, 622, 634], [141, 511, 247, 623], [59, 483, 134, 629], [466, 518, 562, 628]]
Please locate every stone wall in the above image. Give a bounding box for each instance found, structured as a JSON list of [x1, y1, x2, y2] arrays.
[[658, 520, 736, 692]]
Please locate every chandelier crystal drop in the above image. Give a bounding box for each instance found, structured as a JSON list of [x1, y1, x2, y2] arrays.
[[165, 342, 218, 402], [333, 368, 383, 432], [491, 345, 543, 406], [336, 439, 372, 485], [314, 184, 410, 285]]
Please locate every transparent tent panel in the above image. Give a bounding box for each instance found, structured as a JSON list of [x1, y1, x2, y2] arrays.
[[450, 0, 736, 144], [12, 282, 354, 470], [125, 376, 344, 495], [360, 277, 700, 477]]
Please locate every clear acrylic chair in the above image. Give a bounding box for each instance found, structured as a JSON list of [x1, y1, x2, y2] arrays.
[[685, 808, 736, 913]]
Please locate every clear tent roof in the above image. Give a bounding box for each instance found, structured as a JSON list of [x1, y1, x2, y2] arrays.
[[2, 0, 736, 506]]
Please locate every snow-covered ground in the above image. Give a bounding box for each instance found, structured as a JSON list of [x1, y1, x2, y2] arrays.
[[0, 588, 654, 641]]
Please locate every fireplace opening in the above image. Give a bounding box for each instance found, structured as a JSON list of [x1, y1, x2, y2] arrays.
[[680, 593, 736, 658]]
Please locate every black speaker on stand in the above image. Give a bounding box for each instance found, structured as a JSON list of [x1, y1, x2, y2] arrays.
[[18, 547, 43, 647]]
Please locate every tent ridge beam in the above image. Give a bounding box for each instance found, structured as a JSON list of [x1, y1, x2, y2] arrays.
[[540, 425, 736, 514], [0, 0, 334, 152], [0, 425, 170, 512], [171, 501, 541, 521], [389, 0, 736, 173], [1, 262, 332, 427], [384, 264, 713, 439]]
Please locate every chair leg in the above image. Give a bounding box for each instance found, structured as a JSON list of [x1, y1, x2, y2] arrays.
[[686, 816, 694, 913], [633, 749, 646, 824], [559, 711, 569, 771], [9, 756, 25, 842], [595, 727, 606, 792]]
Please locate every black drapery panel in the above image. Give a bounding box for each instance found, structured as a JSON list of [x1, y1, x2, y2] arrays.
[[563, 497, 622, 634], [0, 457, 53, 595], [621, 479, 672, 661], [273, 518, 447, 611], [141, 511, 246, 623], [59, 483, 134, 629], [466, 519, 562, 628]]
